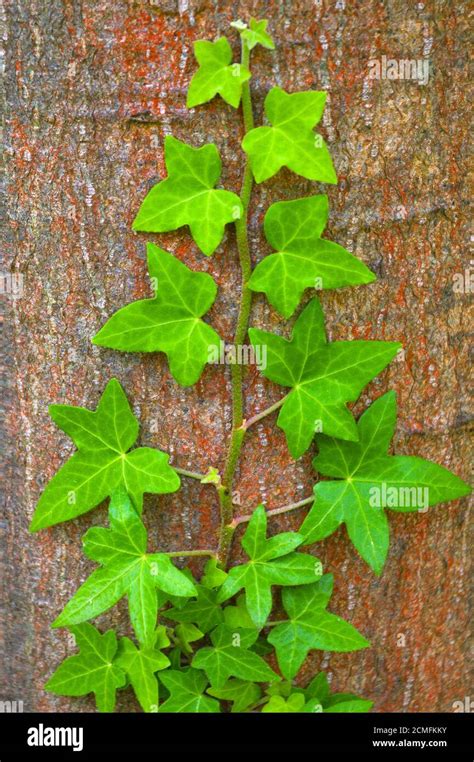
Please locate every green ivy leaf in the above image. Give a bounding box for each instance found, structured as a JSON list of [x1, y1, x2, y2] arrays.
[[30, 379, 180, 531], [200, 467, 222, 486], [265, 679, 295, 698], [267, 575, 370, 679], [222, 594, 255, 630], [92, 244, 220, 387], [166, 584, 224, 633], [249, 298, 401, 458], [132, 136, 243, 255], [217, 505, 322, 628], [251, 634, 275, 656], [46, 624, 126, 712], [159, 668, 220, 713], [300, 391, 471, 574], [242, 87, 337, 183], [115, 630, 170, 712], [325, 696, 373, 712], [156, 568, 196, 611], [201, 557, 228, 589], [262, 693, 321, 713], [305, 671, 330, 703], [192, 625, 279, 688], [248, 196, 375, 317], [187, 37, 251, 109], [236, 18, 275, 51], [53, 489, 196, 645], [303, 671, 372, 712], [167, 648, 183, 671], [175, 623, 205, 654], [207, 678, 262, 712], [261, 690, 371, 713]]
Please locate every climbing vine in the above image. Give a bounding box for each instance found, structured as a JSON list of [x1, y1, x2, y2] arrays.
[[31, 18, 470, 713]]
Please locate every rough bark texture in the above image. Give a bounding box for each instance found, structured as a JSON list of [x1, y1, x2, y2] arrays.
[[2, 0, 472, 713]]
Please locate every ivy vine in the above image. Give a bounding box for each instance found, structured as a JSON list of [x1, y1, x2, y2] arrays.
[[31, 18, 470, 714]]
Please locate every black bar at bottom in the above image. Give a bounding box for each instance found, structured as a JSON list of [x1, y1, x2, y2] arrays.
[[0, 711, 471, 758]]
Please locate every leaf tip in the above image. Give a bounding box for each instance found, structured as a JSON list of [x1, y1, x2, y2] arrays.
[[29, 510, 48, 533], [366, 269, 377, 284], [28, 517, 40, 533]]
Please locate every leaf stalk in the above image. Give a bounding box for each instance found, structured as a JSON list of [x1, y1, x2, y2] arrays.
[[232, 495, 315, 528]]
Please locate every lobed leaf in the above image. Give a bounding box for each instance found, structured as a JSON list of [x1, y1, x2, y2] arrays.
[[207, 678, 262, 712], [93, 244, 220, 386], [159, 668, 220, 713], [166, 585, 224, 633], [30, 379, 179, 531], [262, 693, 321, 713], [187, 37, 251, 108], [299, 392, 471, 573], [232, 18, 275, 51], [267, 575, 370, 679], [217, 505, 322, 628], [242, 87, 337, 183], [132, 136, 243, 255], [192, 625, 279, 689], [46, 624, 126, 713], [248, 196, 375, 317], [200, 557, 228, 589], [303, 671, 373, 712], [53, 489, 196, 645], [262, 672, 372, 713], [249, 298, 401, 458], [115, 629, 170, 712]]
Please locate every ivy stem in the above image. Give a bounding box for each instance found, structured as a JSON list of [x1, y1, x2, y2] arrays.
[[173, 466, 208, 481], [217, 39, 254, 568], [165, 549, 216, 558], [242, 394, 289, 430], [232, 495, 315, 527]]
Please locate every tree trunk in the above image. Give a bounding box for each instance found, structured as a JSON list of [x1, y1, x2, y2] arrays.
[[2, 0, 471, 712]]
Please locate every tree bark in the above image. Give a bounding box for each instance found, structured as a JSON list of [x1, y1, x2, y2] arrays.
[[2, 0, 472, 712]]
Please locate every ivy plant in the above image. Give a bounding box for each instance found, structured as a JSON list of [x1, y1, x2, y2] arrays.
[[32, 18, 470, 714]]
